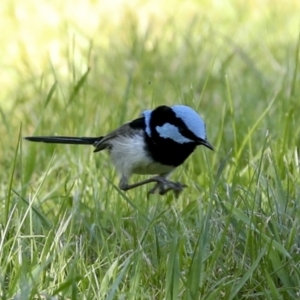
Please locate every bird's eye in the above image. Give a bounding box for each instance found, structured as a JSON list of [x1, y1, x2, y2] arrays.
[[178, 126, 194, 141], [179, 126, 186, 134]]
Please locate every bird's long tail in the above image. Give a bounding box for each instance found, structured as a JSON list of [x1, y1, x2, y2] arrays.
[[24, 135, 103, 145]]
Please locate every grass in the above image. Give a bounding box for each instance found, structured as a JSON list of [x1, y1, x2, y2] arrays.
[[1, 0, 300, 299]]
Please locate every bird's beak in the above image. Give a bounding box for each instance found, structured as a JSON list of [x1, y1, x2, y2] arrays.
[[198, 139, 214, 151]]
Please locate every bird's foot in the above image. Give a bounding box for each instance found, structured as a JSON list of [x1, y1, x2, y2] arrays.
[[147, 176, 187, 197], [159, 182, 187, 197]]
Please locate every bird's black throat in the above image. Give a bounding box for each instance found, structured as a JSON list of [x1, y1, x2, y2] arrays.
[[144, 135, 197, 167], [129, 112, 197, 167]]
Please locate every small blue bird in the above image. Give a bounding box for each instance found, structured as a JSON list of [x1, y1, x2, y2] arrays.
[[25, 105, 213, 196]]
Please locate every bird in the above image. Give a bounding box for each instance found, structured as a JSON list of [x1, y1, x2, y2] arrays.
[[25, 104, 213, 196]]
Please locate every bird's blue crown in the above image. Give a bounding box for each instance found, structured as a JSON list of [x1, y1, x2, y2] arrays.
[[143, 105, 207, 144]]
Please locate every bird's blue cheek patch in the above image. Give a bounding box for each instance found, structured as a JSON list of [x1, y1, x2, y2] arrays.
[[143, 109, 152, 136], [156, 123, 192, 144]]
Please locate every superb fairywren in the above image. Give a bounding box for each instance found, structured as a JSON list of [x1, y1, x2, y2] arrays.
[[25, 105, 213, 196]]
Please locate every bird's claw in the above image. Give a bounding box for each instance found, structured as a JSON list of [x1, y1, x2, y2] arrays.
[[159, 182, 187, 197], [147, 180, 187, 197]]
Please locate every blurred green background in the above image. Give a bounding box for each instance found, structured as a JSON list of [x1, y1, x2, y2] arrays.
[[1, 0, 300, 299], [2, 0, 299, 176]]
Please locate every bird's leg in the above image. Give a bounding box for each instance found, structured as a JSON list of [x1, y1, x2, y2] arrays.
[[119, 175, 167, 191], [119, 175, 187, 196]]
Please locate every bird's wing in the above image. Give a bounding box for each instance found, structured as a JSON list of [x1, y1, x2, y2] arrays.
[[93, 122, 139, 152]]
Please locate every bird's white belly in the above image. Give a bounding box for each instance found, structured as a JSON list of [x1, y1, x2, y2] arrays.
[[109, 134, 174, 176]]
